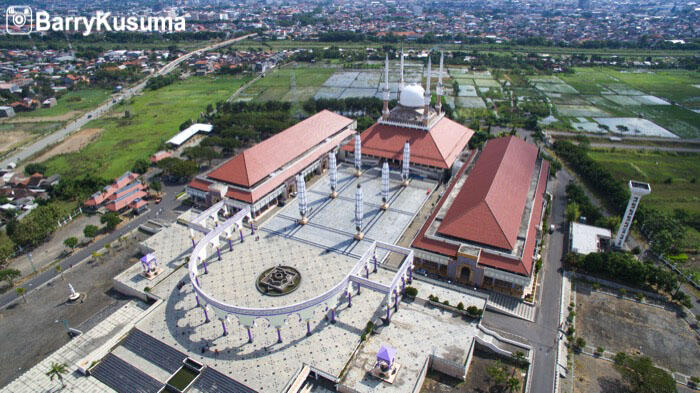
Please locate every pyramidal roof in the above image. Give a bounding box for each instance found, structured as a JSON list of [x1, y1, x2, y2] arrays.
[[437, 136, 538, 250]]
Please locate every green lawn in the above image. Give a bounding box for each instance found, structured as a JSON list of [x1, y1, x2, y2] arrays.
[[43, 75, 250, 180], [588, 149, 700, 247], [20, 88, 112, 120]]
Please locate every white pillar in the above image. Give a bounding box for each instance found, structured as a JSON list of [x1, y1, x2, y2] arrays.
[[402, 141, 411, 186], [381, 162, 390, 210], [297, 174, 308, 224], [354, 184, 364, 240], [354, 133, 362, 177], [329, 151, 338, 198]]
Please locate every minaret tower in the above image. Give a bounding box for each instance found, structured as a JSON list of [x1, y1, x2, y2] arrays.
[[423, 54, 432, 124], [382, 54, 390, 120], [436, 51, 444, 114], [399, 48, 405, 102]]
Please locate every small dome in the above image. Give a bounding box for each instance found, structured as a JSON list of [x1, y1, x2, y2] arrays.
[[399, 84, 425, 108]]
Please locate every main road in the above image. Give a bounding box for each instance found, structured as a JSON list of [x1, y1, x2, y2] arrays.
[[0, 33, 256, 169], [0, 181, 183, 309]]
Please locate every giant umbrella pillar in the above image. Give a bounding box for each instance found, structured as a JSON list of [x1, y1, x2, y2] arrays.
[[402, 141, 411, 186], [354, 133, 362, 177], [329, 151, 338, 199], [380, 162, 390, 210], [354, 184, 364, 240], [297, 174, 308, 225]]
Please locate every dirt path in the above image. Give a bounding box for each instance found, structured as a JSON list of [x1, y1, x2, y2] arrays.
[[29, 127, 103, 164]]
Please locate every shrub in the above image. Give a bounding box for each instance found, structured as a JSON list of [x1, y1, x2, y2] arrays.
[[566, 326, 575, 336], [144, 287, 151, 293], [404, 286, 418, 298], [442, 300, 450, 306], [689, 376, 700, 387], [535, 258, 543, 273], [592, 282, 601, 290], [573, 337, 586, 352], [632, 246, 641, 255], [596, 346, 605, 355], [456, 302, 464, 310]]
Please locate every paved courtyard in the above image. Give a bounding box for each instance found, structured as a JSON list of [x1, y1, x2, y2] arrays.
[[263, 164, 436, 259], [199, 233, 358, 309]]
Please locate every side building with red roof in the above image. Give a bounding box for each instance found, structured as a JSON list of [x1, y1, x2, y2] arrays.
[[411, 136, 550, 298], [186, 110, 356, 216]]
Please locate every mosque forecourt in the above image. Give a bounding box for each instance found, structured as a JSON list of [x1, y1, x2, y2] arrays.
[[187, 202, 414, 322]]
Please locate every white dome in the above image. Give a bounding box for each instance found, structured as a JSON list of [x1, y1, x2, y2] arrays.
[[399, 84, 425, 108]]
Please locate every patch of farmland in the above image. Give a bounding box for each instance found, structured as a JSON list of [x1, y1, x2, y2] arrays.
[[456, 84, 478, 97], [632, 95, 670, 105], [314, 87, 345, 99], [551, 94, 589, 106], [473, 78, 500, 88], [340, 87, 378, 99], [572, 119, 605, 133], [323, 72, 359, 87], [535, 82, 578, 94], [593, 117, 678, 138], [528, 75, 564, 84], [606, 84, 645, 96], [557, 104, 609, 117], [604, 95, 643, 106], [455, 97, 486, 109]]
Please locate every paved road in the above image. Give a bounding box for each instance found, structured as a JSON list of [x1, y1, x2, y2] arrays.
[[0, 182, 183, 309], [481, 167, 571, 393], [0, 33, 256, 169]]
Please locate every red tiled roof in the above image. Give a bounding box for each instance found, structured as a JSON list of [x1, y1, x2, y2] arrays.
[[437, 136, 538, 250], [478, 160, 549, 276], [208, 110, 354, 187], [188, 178, 212, 192], [342, 117, 473, 169], [411, 150, 476, 259]]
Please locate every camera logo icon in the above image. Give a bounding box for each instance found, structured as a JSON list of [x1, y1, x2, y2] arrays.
[[6, 6, 33, 35]]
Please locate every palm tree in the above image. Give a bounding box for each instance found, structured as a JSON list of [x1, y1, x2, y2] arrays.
[[506, 376, 521, 392], [15, 287, 26, 303], [512, 351, 527, 370], [46, 362, 68, 388]]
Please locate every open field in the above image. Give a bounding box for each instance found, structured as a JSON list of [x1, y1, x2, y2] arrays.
[[17, 88, 112, 120], [240, 65, 334, 102], [552, 68, 700, 138], [0, 121, 64, 158], [576, 285, 700, 376], [587, 149, 700, 247], [29, 128, 103, 165], [42, 75, 249, 179], [605, 69, 700, 109]]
